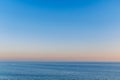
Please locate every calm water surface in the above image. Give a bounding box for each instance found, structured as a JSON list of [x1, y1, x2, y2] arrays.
[[0, 61, 120, 80]]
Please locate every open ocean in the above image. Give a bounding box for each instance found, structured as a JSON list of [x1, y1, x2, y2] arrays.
[[0, 61, 120, 80]]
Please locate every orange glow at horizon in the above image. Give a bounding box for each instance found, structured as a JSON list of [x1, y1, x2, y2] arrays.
[[0, 42, 120, 61], [0, 50, 120, 61]]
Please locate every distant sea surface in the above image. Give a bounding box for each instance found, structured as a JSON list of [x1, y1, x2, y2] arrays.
[[0, 61, 120, 80]]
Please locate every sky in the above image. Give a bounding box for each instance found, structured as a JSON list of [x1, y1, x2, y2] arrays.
[[0, 0, 120, 61]]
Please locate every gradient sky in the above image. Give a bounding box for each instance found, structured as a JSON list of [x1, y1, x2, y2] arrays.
[[0, 0, 120, 61]]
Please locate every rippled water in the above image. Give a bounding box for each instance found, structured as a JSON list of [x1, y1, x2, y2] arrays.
[[0, 61, 120, 80]]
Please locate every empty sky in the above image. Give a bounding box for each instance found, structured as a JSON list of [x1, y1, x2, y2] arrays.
[[0, 0, 120, 61]]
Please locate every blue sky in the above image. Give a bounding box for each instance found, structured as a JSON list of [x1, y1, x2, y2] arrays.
[[0, 0, 120, 61]]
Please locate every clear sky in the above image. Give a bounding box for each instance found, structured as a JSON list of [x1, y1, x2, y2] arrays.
[[0, 0, 120, 61]]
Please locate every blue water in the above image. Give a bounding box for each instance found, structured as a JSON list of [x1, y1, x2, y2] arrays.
[[0, 62, 120, 80]]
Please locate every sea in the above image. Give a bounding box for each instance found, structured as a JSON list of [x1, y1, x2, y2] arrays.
[[0, 61, 120, 80]]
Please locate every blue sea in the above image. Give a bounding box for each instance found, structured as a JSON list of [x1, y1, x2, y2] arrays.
[[0, 61, 120, 80]]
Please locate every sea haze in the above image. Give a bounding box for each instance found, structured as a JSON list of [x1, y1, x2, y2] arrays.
[[0, 61, 120, 80]]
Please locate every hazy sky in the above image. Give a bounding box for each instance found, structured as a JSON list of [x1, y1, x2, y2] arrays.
[[0, 0, 120, 61]]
